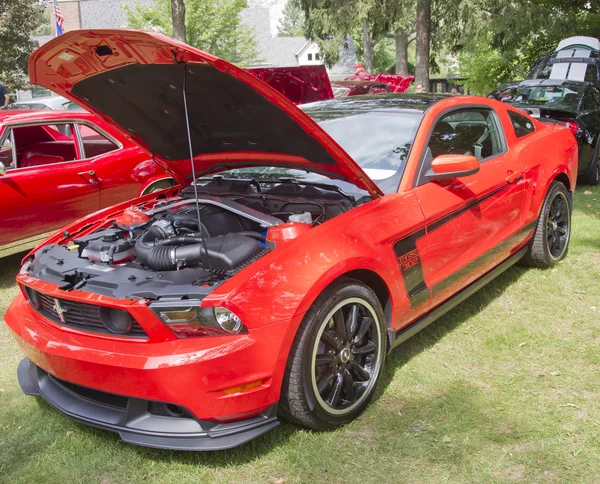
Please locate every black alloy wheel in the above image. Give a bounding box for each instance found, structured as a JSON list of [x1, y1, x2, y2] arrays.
[[280, 279, 386, 430], [546, 190, 570, 260], [522, 181, 571, 268], [310, 298, 381, 415]]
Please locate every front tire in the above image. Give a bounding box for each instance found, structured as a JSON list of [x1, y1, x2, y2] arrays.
[[279, 278, 386, 430], [522, 181, 571, 268]]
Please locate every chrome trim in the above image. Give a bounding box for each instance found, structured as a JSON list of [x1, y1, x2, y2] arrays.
[[147, 196, 283, 227], [10, 127, 16, 166], [73, 122, 85, 158]]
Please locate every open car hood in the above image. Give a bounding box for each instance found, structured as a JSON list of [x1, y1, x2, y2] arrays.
[[28, 29, 382, 197]]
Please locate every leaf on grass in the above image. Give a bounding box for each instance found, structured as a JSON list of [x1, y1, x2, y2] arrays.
[[519, 342, 527, 347], [549, 370, 561, 376], [442, 435, 452, 443], [584, 190, 592, 195], [559, 403, 579, 409]]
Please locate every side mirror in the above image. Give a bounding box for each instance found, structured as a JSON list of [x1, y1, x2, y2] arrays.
[[0, 162, 6, 176], [426, 154, 480, 180]]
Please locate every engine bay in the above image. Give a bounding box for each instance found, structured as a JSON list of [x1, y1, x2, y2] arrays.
[[23, 177, 363, 299]]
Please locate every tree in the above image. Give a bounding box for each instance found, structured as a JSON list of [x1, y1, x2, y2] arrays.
[[434, 0, 584, 94], [170, 0, 186, 42], [414, 0, 431, 89], [124, 0, 261, 65], [0, 0, 44, 90], [278, 0, 305, 37]]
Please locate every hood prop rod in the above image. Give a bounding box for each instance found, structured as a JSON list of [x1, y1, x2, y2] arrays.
[[182, 63, 215, 283]]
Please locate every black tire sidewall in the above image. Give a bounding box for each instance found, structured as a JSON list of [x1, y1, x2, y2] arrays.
[[298, 282, 386, 428], [538, 182, 571, 264]]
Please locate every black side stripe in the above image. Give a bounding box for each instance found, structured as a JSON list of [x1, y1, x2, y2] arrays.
[[428, 183, 509, 232], [394, 182, 520, 308], [393, 228, 428, 308], [431, 221, 536, 296]]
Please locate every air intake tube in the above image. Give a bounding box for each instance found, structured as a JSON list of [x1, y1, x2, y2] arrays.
[[134, 226, 203, 271], [134, 226, 262, 271]]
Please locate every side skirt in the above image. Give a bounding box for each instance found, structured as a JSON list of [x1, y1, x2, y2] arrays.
[[387, 246, 527, 352]]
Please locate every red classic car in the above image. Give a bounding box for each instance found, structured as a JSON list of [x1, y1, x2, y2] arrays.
[[345, 73, 415, 93], [331, 80, 392, 97], [5, 30, 577, 451], [0, 110, 172, 256], [247, 65, 334, 105]]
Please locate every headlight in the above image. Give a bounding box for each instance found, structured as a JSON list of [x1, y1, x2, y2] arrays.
[[151, 300, 247, 338]]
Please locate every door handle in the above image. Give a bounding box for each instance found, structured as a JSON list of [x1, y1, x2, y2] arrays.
[[78, 170, 97, 184], [505, 170, 523, 184]]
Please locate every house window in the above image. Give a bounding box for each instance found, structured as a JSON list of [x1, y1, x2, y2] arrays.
[[307, 53, 313, 61], [316, 53, 320, 60]]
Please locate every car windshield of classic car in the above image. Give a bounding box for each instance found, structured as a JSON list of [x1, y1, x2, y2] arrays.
[[492, 82, 584, 110]]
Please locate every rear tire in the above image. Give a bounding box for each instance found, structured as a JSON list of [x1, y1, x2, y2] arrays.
[[583, 154, 600, 186], [279, 278, 386, 430], [522, 181, 571, 268]]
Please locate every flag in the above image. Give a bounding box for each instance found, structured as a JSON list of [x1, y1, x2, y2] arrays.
[[53, 0, 64, 36]]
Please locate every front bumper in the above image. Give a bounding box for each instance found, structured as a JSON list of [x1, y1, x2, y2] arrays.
[[18, 358, 279, 451]]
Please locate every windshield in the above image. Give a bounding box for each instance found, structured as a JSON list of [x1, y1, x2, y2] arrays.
[[204, 107, 423, 195], [303, 108, 423, 193], [492, 83, 584, 111]]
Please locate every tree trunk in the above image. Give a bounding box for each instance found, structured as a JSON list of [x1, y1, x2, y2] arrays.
[[171, 0, 186, 43], [362, 22, 374, 73], [395, 31, 409, 74], [415, 0, 431, 90]]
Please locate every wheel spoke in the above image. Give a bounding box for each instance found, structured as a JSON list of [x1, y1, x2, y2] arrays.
[[333, 310, 347, 341], [346, 304, 359, 340], [556, 225, 567, 236], [552, 233, 561, 254], [343, 369, 355, 402], [315, 354, 335, 367], [317, 368, 337, 394], [351, 340, 377, 355], [349, 360, 370, 381], [327, 373, 344, 407], [352, 317, 373, 345], [321, 330, 341, 350]]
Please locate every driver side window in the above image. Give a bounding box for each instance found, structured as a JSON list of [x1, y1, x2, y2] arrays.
[[428, 109, 504, 161], [416, 108, 505, 187]]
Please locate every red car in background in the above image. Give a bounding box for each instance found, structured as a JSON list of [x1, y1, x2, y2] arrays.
[[5, 30, 577, 451], [331, 80, 392, 97], [0, 110, 172, 256], [247, 65, 334, 105], [346, 73, 415, 93]]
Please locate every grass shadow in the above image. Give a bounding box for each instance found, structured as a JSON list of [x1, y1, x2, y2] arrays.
[[377, 264, 527, 405]]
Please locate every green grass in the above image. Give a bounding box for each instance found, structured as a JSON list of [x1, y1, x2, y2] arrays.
[[1, 186, 600, 483]]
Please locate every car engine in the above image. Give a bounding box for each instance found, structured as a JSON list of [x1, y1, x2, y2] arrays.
[[23, 178, 362, 299]]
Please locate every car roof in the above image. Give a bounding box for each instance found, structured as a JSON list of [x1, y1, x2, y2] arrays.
[[495, 79, 590, 91], [0, 109, 96, 124], [301, 93, 450, 114]]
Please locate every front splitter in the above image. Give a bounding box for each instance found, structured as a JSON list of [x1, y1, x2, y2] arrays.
[[17, 358, 279, 451]]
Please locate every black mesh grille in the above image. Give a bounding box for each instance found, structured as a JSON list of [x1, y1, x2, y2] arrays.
[[30, 290, 147, 338]]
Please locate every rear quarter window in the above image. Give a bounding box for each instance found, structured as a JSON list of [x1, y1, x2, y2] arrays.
[[508, 111, 535, 138]]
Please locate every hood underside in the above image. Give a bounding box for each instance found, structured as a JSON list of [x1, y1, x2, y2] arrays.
[[28, 29, 382, 197]]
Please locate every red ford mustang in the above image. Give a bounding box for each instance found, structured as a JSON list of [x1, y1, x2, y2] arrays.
[[4, 30, 578, 450]]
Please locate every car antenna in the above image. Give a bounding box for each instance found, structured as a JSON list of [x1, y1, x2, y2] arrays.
[[182, 63, 215, 283]]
